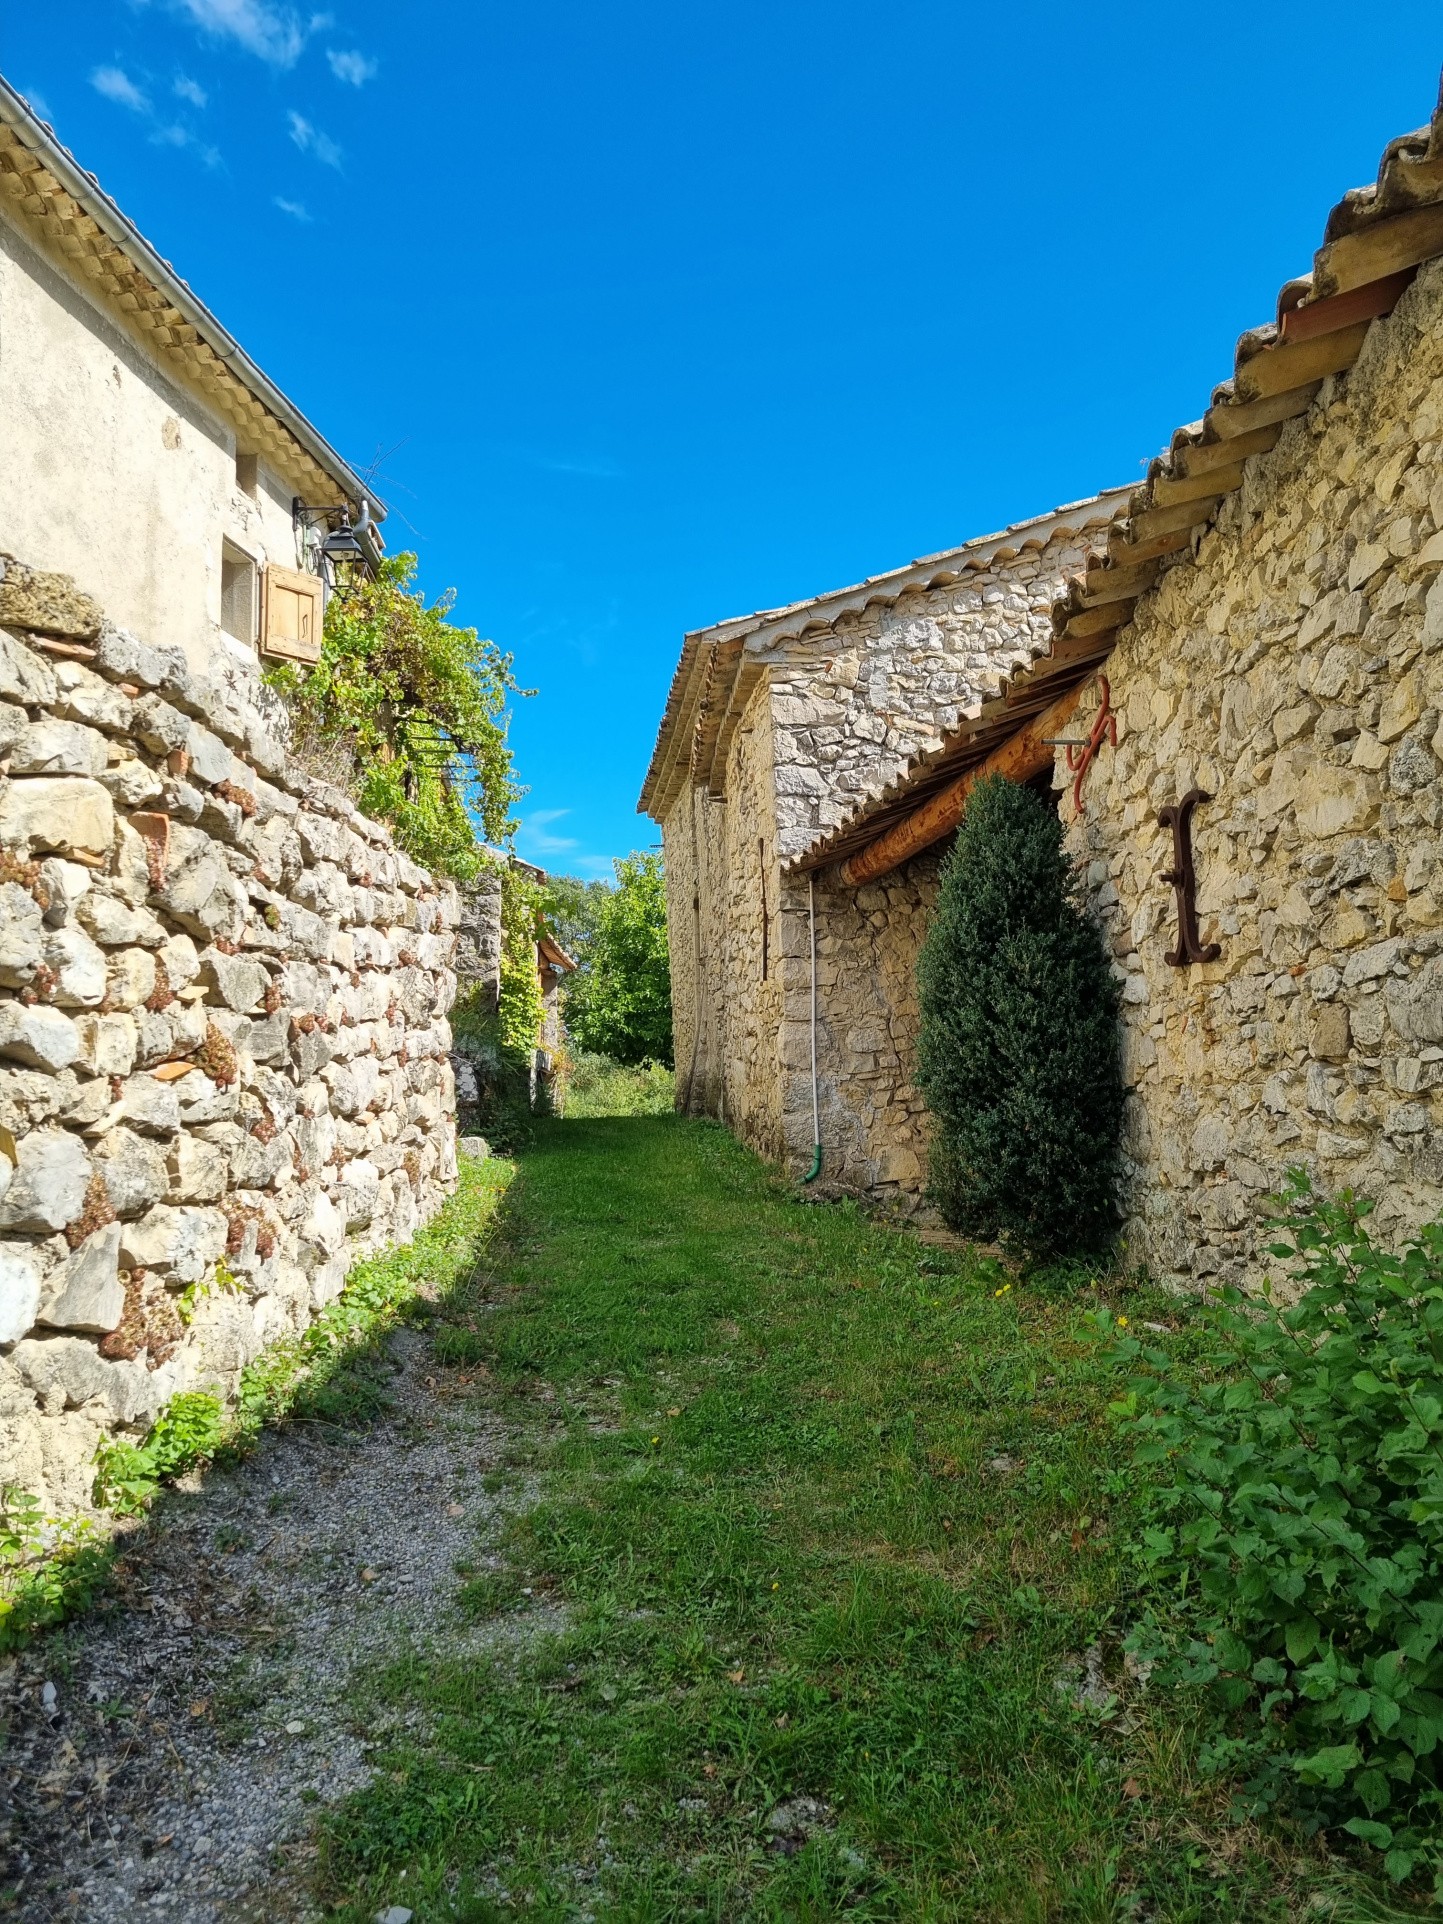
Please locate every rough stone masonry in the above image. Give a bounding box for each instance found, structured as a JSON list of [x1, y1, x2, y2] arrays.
[[0, 553, 459, 1520]]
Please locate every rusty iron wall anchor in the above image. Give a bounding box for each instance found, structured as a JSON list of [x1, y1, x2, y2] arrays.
[[1158, 787, 1221, 968], [1065, 674, 1118, 819]]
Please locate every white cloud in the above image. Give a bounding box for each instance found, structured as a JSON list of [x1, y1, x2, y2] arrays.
[[519, 809, 581, 857], [287, 110, 342, 169], [173, 74, 208, 106], [92, 66, 150, 112], [151, 122, 222, 165], [166, 0, 329, 67], [21, 86, 52, 122], [326, 48, 376, 86], [274, 195, 311, 221]]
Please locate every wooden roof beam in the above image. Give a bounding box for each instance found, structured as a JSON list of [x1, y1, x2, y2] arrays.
[[836, 681, 1083, 888]]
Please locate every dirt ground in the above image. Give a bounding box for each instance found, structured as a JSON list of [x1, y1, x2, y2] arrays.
[[0, 1325, 549, 1924]]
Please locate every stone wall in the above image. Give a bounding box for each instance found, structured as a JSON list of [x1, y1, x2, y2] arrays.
[[454, 872, 502, 1013], [667, 675, 785, 1155], [664, 524, 1102, 1201], [1068, 258, 1443, 1284], [771, 529, 1101, 1199], [769, 536, 1098, 867], [0, 557, 458, 1518]]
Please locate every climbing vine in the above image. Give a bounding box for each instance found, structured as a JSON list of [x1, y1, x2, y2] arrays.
[[265, 553, 524, 880], [497, 864, 546, 1057]]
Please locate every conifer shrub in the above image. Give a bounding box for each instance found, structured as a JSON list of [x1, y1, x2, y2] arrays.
[[915, 774, 1124, 1257]]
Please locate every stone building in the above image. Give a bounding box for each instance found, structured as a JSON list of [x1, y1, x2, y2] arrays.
[[0, 76, 378, 678], [745, 72, 1443, 1283], [644, 71, 1443, 1279], [640, 494, 1128, 1201], [0, 86, 461, 1520]]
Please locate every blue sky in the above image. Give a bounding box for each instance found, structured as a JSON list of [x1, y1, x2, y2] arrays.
[[4, 6, 1442, 879]]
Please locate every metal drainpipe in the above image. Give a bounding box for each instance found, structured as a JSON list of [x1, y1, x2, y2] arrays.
[[802, 871, 822, 1182]]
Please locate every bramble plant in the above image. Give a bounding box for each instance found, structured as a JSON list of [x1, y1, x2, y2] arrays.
[[915, 775, 1124, 1257], [265, 553, 523, 881], [1100, 1172, 1443, 1888]]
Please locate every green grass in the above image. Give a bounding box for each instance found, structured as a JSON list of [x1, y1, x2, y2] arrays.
[[314, 1116, 1411, 1923], [563, 1052, 676, 1117]]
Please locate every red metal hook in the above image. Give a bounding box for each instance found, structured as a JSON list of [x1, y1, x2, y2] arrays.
[[1066, 674, 1117, 819]]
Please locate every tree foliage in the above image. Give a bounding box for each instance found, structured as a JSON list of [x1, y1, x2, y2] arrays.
[[265, 553, 521, 880], [564, 852, 673, 1066], [915, 775, 1123, 1258], [541, 873, 611, 965]]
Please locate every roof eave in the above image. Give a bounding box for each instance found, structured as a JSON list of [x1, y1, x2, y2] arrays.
[[0, 74, 387, 523]]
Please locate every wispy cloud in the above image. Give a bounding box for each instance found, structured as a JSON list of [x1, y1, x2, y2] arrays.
[[274, 195, 311, 221], [165, 0, 329, 68], [92, 65, 150, 112], [518, 809, 581, 857], [92, 61, 219, 163], [21, 86, 53, 122], [173, 74, 208, 106], [288, 110, 342, 169], [153, 122, 222, 164], [326, 48, 376, 86]]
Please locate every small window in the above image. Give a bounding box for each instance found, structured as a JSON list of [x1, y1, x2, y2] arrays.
[[220, 543, 258, 649], [235, 450, 259, 498]]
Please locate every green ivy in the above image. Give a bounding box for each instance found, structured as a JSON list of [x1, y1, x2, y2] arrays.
[[1099, 1172, 1443, 1890], [265, 553, 523, 881], [497, 864, 546, 1057]]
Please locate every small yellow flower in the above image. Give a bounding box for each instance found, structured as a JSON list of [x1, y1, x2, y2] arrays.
[[651, 1435, 660, 1446], [1117, 1316, 1128, 1328], [771, 1581, 780, 1591]]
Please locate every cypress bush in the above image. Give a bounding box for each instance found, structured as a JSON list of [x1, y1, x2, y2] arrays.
[[915, 774, 1124, 1258]]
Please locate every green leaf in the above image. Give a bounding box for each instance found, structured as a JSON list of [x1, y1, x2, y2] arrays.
[[1285, 1617, 1320, 1664], [1344, 1817, 1394, 1849]]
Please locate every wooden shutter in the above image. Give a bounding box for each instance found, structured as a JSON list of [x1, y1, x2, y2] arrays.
[[260, 565, 324, 665]]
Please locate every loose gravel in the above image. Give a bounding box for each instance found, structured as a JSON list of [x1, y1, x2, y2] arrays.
[[1, 1325, 555, 1922]]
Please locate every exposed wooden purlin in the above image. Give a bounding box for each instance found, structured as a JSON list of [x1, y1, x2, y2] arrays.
[[647, 631, 719, 818], [1314, 202, 1443, 298], [1207, 381, 1322, 440], [710, 660, 766, 798], [836, 682, 1085, 886], [700, 642, 749, 796]]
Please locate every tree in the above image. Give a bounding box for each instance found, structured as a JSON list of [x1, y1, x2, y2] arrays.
[[265, 553, 521, 880], [915, 775, 1124, 1259], [564, 852, 673, 1066], [541, 873, 611, 966]]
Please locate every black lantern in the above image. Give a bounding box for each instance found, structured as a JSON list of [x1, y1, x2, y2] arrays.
[[320, 512, 367, 567]]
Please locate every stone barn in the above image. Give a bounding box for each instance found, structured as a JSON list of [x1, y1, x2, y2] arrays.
[[645, 69, 1443, 1284], [639, 493, 1128, 1201]]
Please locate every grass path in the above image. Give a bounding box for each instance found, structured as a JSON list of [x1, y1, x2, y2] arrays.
[[312, 1117, 1389, 1923]]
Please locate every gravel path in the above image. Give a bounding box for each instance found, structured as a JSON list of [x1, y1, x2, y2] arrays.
[[0, 1325, 552, 1922]]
